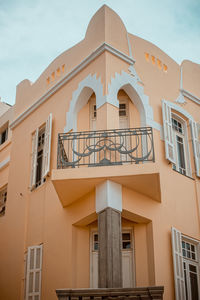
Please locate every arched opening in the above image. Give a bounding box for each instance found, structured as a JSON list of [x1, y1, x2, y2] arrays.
[[117, 89, 141, 129], [77, 92, 96, 132]]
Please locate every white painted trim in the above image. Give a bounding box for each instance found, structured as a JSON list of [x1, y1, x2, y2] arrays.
[[64, 74, 104, 132], [95, 180, 122, 213], [107, 71, 154, 127], [10, 43, 135, 130], [180, 89, 200, 106], [163, 99, 193, 121], [0, 156, 10, 170]]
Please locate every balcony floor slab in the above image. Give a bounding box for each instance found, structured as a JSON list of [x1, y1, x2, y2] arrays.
[[52, 163, 161, 207]]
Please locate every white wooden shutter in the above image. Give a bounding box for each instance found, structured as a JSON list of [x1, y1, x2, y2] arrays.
[[26, 244, 43, 300], [42, 113, 52, 179], [162, 100, 176, 163], [30, 128, 39, 190], [190, 121, 200, 177], [171, 227, 186, 300]]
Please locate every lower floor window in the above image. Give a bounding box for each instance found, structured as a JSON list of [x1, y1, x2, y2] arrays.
[[0, 186, 7, 216], [182, 240, 199, 300]]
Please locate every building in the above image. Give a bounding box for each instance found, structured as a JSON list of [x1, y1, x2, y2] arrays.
[[0, 5, 200, 300]]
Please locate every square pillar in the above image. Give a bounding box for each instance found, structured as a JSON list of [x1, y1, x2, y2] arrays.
[[96, 180, 122, 288]]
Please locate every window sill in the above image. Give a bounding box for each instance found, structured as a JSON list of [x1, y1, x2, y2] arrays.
[[172, 168, 194, 180], [0, 139, 11, 152]]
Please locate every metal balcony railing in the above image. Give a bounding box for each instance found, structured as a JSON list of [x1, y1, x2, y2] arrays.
[[57, 127, 155, 169]]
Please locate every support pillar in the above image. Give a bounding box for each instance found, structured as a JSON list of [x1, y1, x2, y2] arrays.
[[96, 180, 122, 288]]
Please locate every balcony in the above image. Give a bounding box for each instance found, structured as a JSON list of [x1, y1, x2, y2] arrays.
[[57, 127, 155, 169], [52, 127, 161, 206], [56, 287, 164, 300]]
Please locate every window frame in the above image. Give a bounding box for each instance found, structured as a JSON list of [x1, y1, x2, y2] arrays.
[[30, 114, 52, 191], [171, 113, 191, 176], [0, 185, 7, 216], [182, 235, 200, 300], [0, 123, 8, 146]]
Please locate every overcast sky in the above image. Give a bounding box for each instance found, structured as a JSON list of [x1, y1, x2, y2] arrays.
[[0, 0, 199, 105]]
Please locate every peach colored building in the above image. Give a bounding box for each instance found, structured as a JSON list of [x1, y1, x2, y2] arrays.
[[0, 5, 200, 300]]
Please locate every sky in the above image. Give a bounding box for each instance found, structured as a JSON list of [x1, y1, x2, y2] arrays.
[[0, 0, 200, 106]]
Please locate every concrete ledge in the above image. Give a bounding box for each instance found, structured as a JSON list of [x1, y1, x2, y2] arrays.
[[56, 286, 164, 299]]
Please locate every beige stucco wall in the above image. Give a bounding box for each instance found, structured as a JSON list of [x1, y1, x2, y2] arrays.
[[0, 4, 200, 300]]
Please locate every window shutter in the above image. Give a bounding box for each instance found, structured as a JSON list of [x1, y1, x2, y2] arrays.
[[25, 244, 43, 300], [30, 128, 39, 190], [190, 121, 200, 177], [42, 113, 52, 179], [171, 227, 186, 300], [162, 100, 176, 163]]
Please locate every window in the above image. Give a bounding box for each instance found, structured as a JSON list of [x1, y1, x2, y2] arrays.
[[0, 124, 8, 145], [171, 227, 200, 300], [25, 245, 43, 300], [172, 116, 188, 175], [162, 101, 192, 177], [30, 114, 52, 190], [0, 186, 7, 216]]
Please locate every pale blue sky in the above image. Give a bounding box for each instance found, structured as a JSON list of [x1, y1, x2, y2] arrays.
[[0, 0, 199, 105]]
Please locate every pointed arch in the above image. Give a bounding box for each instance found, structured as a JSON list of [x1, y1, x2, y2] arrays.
[[107, 71, 154, 127], [64, 74, 105, 132]]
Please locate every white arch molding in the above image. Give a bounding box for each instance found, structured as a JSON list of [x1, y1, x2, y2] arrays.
[[64, 74, 105, 132], [64, 71, 161, 133]]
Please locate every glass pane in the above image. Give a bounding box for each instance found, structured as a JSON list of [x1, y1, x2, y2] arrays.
[[34, 296, 39, 300], [35, 271, 40, 292], [182, 241, 185, 249], [36, 248, 41, 269], [122, 233, 130, 241], [189, 264, 197, 273], [29, 297, 32, 300], [176, 136, 186, 169], [94, 234, 98, 242], [29, 272, 34, 293], [190, 271, 199, 300], [186, 243, 190, 250], [187, 251, 191, 259], [30, 249, 35, 269], [123, 241, 131, 249], [94, 242, 98, 251], [182, 249, 186, 257], [192, 253, 196, 260], [191, 244, 195, 252]]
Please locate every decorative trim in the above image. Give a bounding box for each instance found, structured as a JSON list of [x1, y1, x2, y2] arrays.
[[10, 43, 134, 129], [64, 74, 104, 132], [164, 99, 193, 121], [0, 156, 10, 170], [107, 71, 153, 127], [180, 89, 200, 105]]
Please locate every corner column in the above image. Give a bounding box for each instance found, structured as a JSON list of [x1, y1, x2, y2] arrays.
[[96, 180, 122, 288]]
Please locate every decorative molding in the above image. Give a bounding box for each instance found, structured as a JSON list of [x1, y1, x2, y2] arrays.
[[64, 74, 105, 132], [175, 93, 187, 105], [163, 99, 193, 121], [180, 89, 200, 106], [107, 71, 153, 127], [0, 156, 10, 170], [10, 43, 135, 130]]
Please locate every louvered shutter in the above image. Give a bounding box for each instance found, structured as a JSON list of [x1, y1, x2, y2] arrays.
[[190, 121, 200, 177], [42, 113, 52, 179], [26, 245, 43, 300], [30, 128, 39, 190], [162, 100, 176, 163], [171, 227, 186, 300]]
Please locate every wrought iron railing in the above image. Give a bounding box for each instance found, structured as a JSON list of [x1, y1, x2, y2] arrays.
[[56, 287, 164, 300], [57, 127, 155, 169]]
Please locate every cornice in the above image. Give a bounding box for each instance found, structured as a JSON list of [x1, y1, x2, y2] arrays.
[[10, 43, 135, 129], [181, 89, 200, 105]]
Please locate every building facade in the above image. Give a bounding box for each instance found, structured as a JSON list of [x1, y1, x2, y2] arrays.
[[0, 5, 200, 300]]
